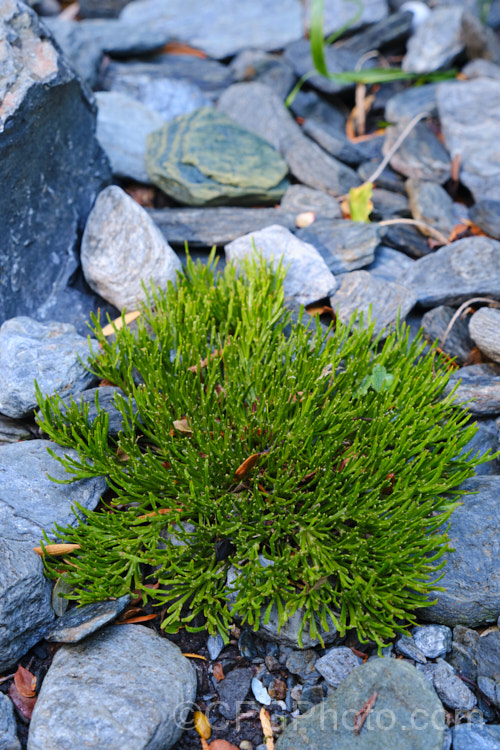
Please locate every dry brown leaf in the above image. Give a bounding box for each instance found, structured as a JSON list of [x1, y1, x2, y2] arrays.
[[161, 41, 207, 57], [101, 310, 141, 337], [9, 682, 36, 721], [212, 662, 225, 682], [182, 653, 207, 661], [14, 665, 36, 698], [234, 453, 261, 479], [33, 543, 80, 557], [194, 710, 211, 740], [306, 305, 334, 317], [116, 613, 158, 625], [173, 418, 193, 435], [259, 707, 274, 750]]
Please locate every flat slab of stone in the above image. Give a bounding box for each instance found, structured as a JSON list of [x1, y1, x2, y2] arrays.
[[81, 186, 182, 311], [0, 1, 111, 328], [329, 270, 417, 337], [385, 83, 437, 124], [403, 6, 465, 73], [418, 476, 500, 626], [470, 199, 500, 240], [452, 724, 500, 750], [296, 220, 380, 273], [0, 440, 106, 546], [400, 237, 500, 307], [444, 364, 500, 416], [469, 307, 500, 363], [0, 693, 21, 750], [276, 657, 445, 750], [406, 178, 455, 237], [366, 246, 415, 283], [28, 624, 197, 750], [46, 595, 131, 643], [120, 0, 303, 59], [225, 225, 337, 307], [437, 79, 500, 202], [280, 185, 341, 219], [146, 107, 289, 206], [0, 317, 99, 419], [383, 121, 451, 183], [0, 538, 55, 672]]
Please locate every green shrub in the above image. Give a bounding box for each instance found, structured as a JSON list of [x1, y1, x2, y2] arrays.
[[36, 254, 485, 647]]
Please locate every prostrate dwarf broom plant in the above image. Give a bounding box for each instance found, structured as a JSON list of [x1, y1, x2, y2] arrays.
[[36, 253, 487, 648]]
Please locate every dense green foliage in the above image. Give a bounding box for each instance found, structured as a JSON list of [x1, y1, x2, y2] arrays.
[[37, 254, 485, 647]]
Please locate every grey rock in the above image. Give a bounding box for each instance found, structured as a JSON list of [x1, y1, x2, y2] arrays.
[[444, 364, 500, 416], [470, 200, 500, 239], [302, 119, 364, 166], [56, 387, 132, 440], [452, 724, 500, 750], [251, 678, 271, 706], [421, 305, 475, 364], [298, 684, 325, 712], [79, 0, 131, 17], [337, 10, 413, 57], [0, 2, 111, 328], [296, 220, 380, 274], [28, 624, 197, 750], [0, 538, 55, 672], [383, 121, 451, 183], [385, 83, 438, 123], [304, 0, 388, 38], [288, 89, 347, 133], [401, 237, 500, 307], [395, 634, 427, 663], [217, 82, 360, 197], [217, 668, 253, 720], [329, 270, 417, 337], [226, 225, 337, 307], [371, 187, 411, 220], [120, 0, 303, 60], [314, 647, 362, 688], [0, 415, 36, 445], [432, 660, 477, 710], [285, 649, 319, 682], [418, 476, 500, 626], [403, 7, 465, 73], [478, 676, 500, 708], [284, 38, 369, 96], [0, 317, 98, 419], [359, 161, 407, 193], [276, 658, 445, 750], [437, 79, 500, 202], [0, 694, 21, 750], [229, 50, 296, 100], [95, 91, 165, 183], [412, 625, 452, 659], [470, 307, 500, 363], [146, 107, 289, 207], [207, 633, 225, 661], [463, 58, 500, 79], [476, 631, 500, 682], [380, 222, 432, 258], [280, 185, 342, 219], [459, 419, 500, 475], [442, 728, 452, 750], [45, 595, 130, 643], [42, 17, 103, 86], [81, 186, 182, 311], [149, 206, 297, 248], [239, 630, 258, 660], [406, 179, 455, 237], [462, 10, 500, 65], [0, 440, 106, 546], [366, 245, 415, 283], [448, 625, 480, 682]]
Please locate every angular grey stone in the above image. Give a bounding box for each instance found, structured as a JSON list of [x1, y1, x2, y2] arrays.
[[380, 222, 432, 258], [337, 10, 413, 57], [302, 119, 364, 166], [437, 79, 500, 202], [217, 668, 253, 720], [448, 625, 480, 682], [0, 415, 36, 445], [432, 660, 477, 710], [418, 476, 500, 626], [329, 270, 417, 337], [383, 121, 451, 183], [288, 89, 347, 133], [45, 595, 131, 643], [477, 676, 500, 707], [81, 186, 182, 311], [0, 2, 111, 328], [403, 7, 465, 73], [371, 187, 411, 220], [285, 649, 319, 682], [0, 317, 98, 419], [0, 695, 20, 750], [461, 10, 500, 65], [463, 58, 500, 79], [217, 83, 360, 197], [56, 387, 135, 438], [149, 206, 296, 248], [284, 38, 369, 95], [469, 307, 500, 363], [401, 237, 500, 307], [28, 624, 197, 750], [476, 631, 500, 682], [385, 83, 438, 123], [280, 185, 342, 219], [0, 538, 55, 672], [225, 225, 337, 307], [314, 646, 363, 688], [276, 658, 445, 750], [421, 305, 475, 364], [444, 364, 500, 416], [207, 633, 224, 661], [452, 724, 500, 750], [42, 17, 103, 86], [229, 50, 296, 100], [412, 625, 452, 659], [366, 245, 415, 283], [146, 107, 289, 207], [469, 200, 500, 239], [95, 92, 165, 183], [358, 160, 407, 194], [459, 418, 500, 475], [406, 179, 455, 237], [296, 220, 380, 274], [395, 634, 427, 663], [79, 0, 131, 17], [303, 0, 389, 40], [121, 0, 303, 60], [0, 440, 106, 546]]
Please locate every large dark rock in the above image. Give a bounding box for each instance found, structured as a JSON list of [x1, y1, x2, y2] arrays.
[[297, 220, 380, 274], [0, 1, 111, 329]]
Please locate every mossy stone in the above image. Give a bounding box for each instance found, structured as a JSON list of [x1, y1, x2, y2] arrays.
[[145, 107, 289, 206]]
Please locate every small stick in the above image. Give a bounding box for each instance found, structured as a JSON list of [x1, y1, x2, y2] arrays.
[[353, 691, 377, 735], [440, 297, 500, 352], [378, 218, 450, 246]]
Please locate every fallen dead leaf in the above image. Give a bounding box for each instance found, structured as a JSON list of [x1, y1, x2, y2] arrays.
[[161, 41, 207, 57], [173, 418, 193, 435], [137, 507, 181, 520], [234, 453, 261, 479], [14, 665, 36, 698], [194, 710, 211, 740], [9, 682, 36, 721], [306, 304, 334, 317], [182, 653, 207, 661], [212, 662, 225, 682], [116, 613, 158, 625], [33, 543, 80, 557]]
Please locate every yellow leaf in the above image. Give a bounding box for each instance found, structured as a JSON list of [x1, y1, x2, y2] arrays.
[[33, 543, 80, 557], [173, 418, 193, 435], [194, 710, 211, 740], [101, 310, 141, 337], [348, 182, 373, 223]]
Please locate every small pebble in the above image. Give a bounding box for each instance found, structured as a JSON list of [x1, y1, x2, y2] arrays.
[[412, 625, 452, 659], [207, 633, 225, 661], [240, 742, 253, 750], [251, 677, 272, 705], [239, 630, 258, 660], [395, 634, 427, 664]]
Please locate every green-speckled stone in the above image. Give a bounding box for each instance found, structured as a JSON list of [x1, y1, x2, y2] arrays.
[[145, 107, 289, 206]]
